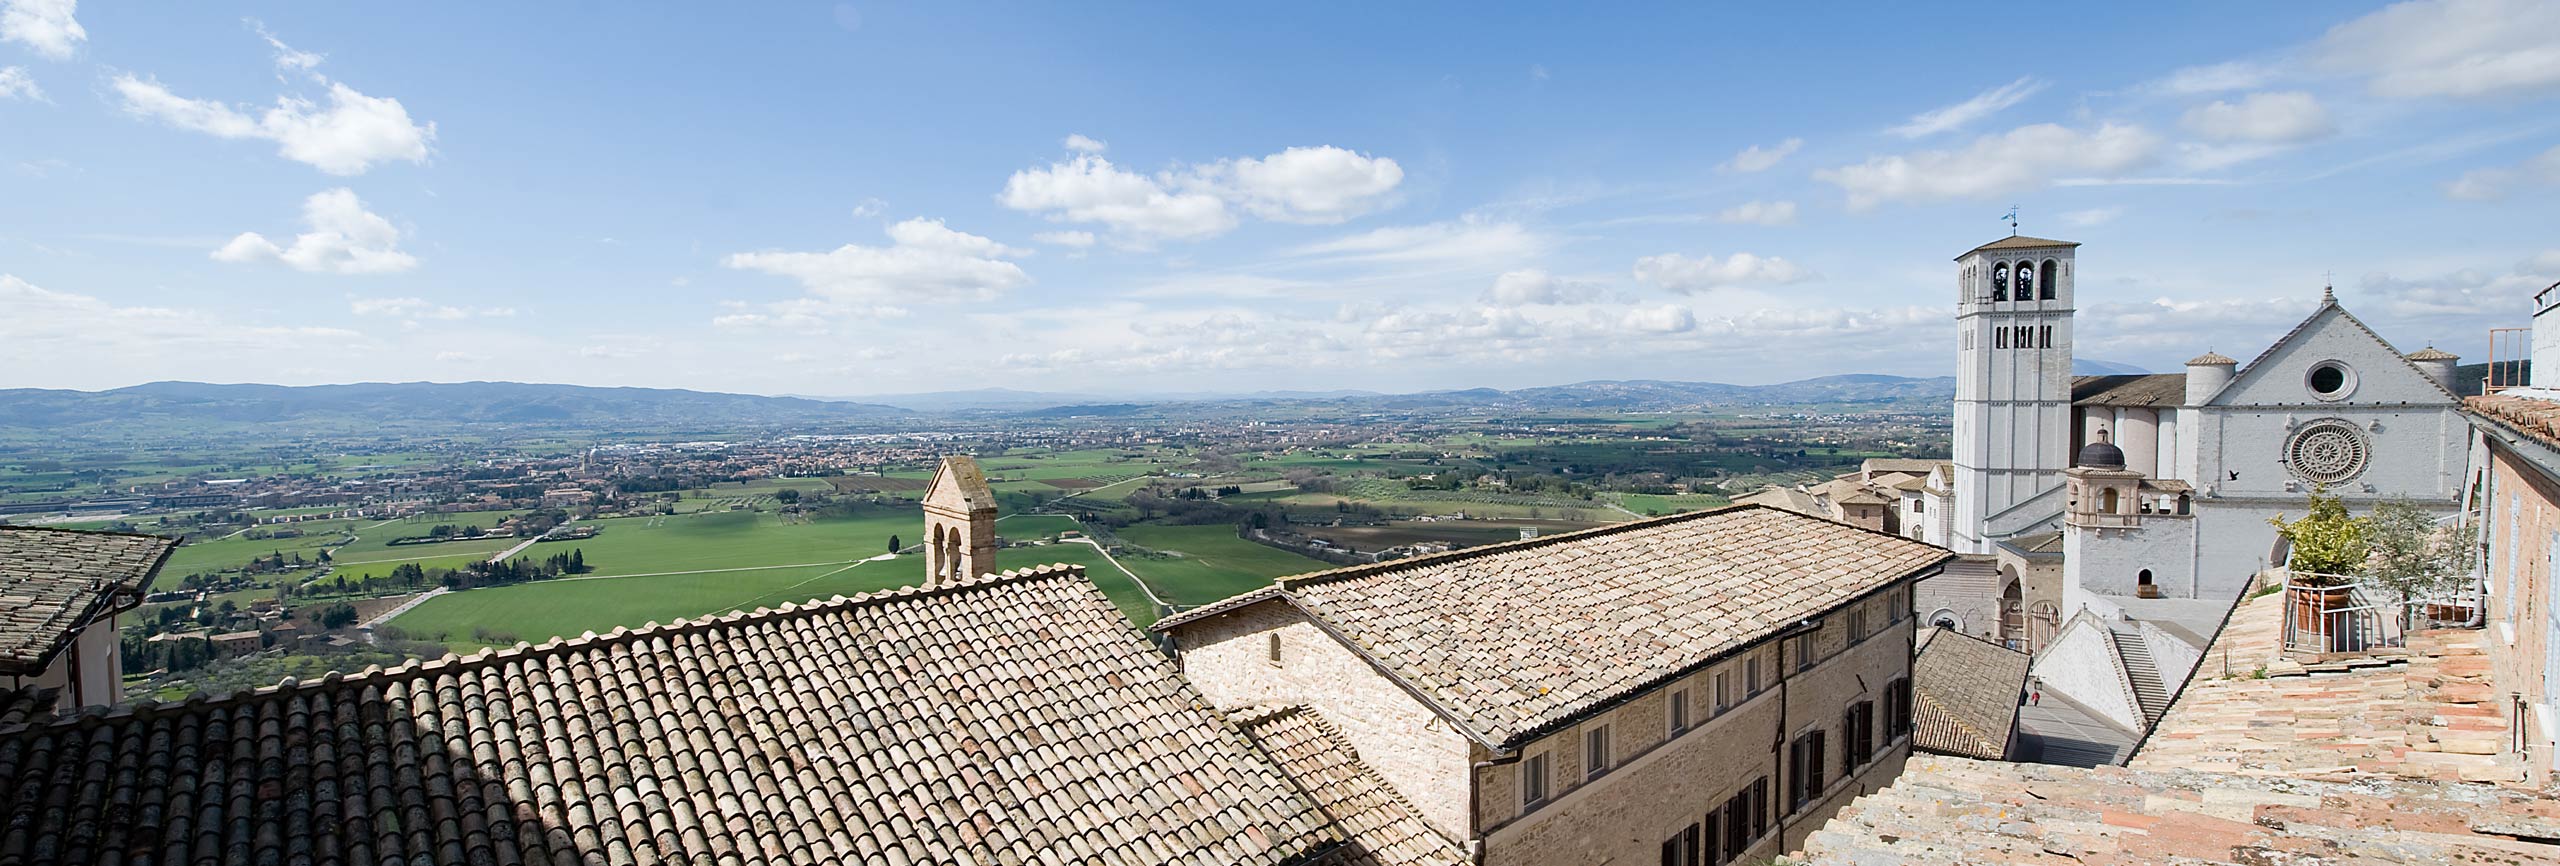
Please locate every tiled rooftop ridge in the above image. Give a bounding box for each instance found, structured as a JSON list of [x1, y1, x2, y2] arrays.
[[0, 526, 177, 674], [0, 562, 1091, 736], [1159, 505, 1953, 748]]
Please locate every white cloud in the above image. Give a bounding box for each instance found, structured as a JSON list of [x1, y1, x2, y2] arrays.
[[724, 217, 1029, 307], [1723, 138, 1802, 173], [349, 297, 512, 320], [2149, 61, 2277, 95], [0, 274, 369, 386], [1486, 269, 1605, 306], [1000, 142, 1403, 242], [212, 188, 420, 274], [1620, 304, 1696, 334], [1632, 252, 1812, 293], [1291, 216, 1549, 266], [2444, 144, 2560, 200], [1817, 122, 2162, 209], [1193, 145, 1403, 224], [2315, 0, 2560, 99], [1887, 78, 2044, 138], [112, 73, 434, 175], [2179, 91, 2335, 143], [0, 65, 37, 101], [1714, 200, 1798, 226], [1033, 230, 1096, 249], [2062, 206, 2126, 227], [252, 21, 324, 75], [2358, 261, 2559, 319], [0, 0, 83, 60], [998, 153, 1235, 242], [850, 197, 886, 219]]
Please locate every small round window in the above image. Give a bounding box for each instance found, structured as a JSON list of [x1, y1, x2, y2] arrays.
[[2305, 361, 2355, 401]]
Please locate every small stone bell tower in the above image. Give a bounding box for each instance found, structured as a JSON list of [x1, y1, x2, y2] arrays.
[[923, 455, 998, 585]]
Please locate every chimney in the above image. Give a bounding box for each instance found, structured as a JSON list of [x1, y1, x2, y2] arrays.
[[2184, 351, 2237, 406], [2406, 347, 2459, 394]]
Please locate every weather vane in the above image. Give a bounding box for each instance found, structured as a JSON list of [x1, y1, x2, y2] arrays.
[[2002, 205, 2019, 236]]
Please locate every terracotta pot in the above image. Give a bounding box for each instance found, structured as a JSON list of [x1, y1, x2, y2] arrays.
[[2290, 585, 2352, 636]]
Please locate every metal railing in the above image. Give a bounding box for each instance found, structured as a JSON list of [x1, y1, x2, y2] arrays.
[[2279, 570, 2483, 655], [2487, 327, 2530, 392]]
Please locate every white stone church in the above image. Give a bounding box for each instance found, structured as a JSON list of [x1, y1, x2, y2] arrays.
[[1916, 234, 2471, 751]]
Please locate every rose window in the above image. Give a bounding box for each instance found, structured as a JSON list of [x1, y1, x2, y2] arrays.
[[2283, 421, 2370, 485]]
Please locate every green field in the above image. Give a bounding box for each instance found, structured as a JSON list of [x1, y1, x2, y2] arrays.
[[388, 508, 1139, 647], [1614, 493, 1733, 516], [1112, 524, 1330, 607]]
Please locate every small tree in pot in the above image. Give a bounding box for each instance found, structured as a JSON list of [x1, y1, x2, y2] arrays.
[[2363, 499, 2478, 628], [2269, 490, 2370, 640]]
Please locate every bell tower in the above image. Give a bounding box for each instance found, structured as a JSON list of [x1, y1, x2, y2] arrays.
[[922, 455, 999, 585], [1951, 234, 2079, 552]]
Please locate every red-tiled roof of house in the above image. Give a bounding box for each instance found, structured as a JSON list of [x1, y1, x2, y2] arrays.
[[0, 526, 175, 675], [1910, 627, 2029, 760], [1238, 706, 1469, 866], [1157, 505, 1952, 748], [0, 565, 1362, 866]]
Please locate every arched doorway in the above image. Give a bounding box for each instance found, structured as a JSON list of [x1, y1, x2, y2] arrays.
[[1999, 573, 2024, 643]]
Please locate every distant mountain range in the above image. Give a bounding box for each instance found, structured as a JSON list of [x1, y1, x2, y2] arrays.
[[0, 381, 910, 436], [0, 374, 1962, 440]]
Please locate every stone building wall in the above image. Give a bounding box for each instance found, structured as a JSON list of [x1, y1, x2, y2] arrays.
[[1477, 586, 1916, 865], [2481, 434, 2560, 784], [1167, 601, 1476, 837]]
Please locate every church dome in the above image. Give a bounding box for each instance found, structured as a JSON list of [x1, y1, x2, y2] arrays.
[[2076, 438, 2126, 470]]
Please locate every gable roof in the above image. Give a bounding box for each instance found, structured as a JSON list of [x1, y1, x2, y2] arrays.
[[2224, 292, 2460, 404], [924, 454, 997, 512], [1910, 627, 2030, 760], [1238, 707, 1470, 866], [0, 527, 176, 675], [2070, 373, 2187, 408], [1957, 235, 2079, 259], [0, 565, 1356, 866], [1157, 505, 1952, 748]]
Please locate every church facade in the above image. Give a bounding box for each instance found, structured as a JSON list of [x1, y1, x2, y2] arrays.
[[1946, 235, 2469, 616]]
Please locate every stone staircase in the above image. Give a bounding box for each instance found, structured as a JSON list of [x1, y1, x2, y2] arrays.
[[1786, 755, 2560, 865], [2109, 626, 2169, 727]]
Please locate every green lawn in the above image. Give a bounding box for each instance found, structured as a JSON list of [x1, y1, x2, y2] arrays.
[[1614, 493, 1734, 516], [1112, 524, 1330, 607]]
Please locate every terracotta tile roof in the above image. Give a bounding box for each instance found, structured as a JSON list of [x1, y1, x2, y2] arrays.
[[2071, 373, 2188, 407], [0, 687, 56, 729], [1910, 627, 2028, 760], [1732, 486, 1822, 517], [1158, 505, 1952, 747], [1237, 707, 1469, 866], [1859, 458, 1947, 476], [0, 527, 175, 674], [926, 454, 997, 510], [2406, 346, 2458, 361], [2467, 393, 2560, 452], [1792, 755, 2560, 864], [1957, 235, 2079, 258], [2184, 350, 2238, 366], [0, 565, 1355, 866]]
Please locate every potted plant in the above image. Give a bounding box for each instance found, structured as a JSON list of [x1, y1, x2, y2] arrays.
[[2267, 490, 2368, 634], [2363, 499, 2479, 628]]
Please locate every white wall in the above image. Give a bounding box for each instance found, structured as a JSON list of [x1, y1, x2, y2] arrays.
[[2030, 615, 2144, 732]]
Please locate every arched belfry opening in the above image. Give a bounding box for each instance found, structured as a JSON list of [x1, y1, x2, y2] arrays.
[[1992, 263, 2010, 301], [922, 455, 999, 585], [2038, 259, 2058, 299]]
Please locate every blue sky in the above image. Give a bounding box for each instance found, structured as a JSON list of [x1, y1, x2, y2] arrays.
[[4, 1, 2557, 396]]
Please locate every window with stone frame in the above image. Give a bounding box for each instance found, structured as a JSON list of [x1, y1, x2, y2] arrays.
[[1995, 328, 2008, 349], [1660, 821, 1702, 866], [1847, 607, 1868, 641], [1788, 729, 1827, 810], [1585, 724, 1612, 779], [1266, 632, 1281, 665], [1842, 700, 1876, 773], [1521, 752, 1550, 806], [1745, 654, 1762, 695], [1714, 670, 1732, 714], [1884, 678, 1913, 739], [1793, 631, 1818, 672], [1668, 686, 1692, 733]]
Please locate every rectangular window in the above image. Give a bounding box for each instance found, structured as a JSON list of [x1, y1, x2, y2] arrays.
[[1843, 702, 1875, 774], [1714, 671, 1731, 713], [1669, 688, 1691, 733], [1745, 655, 1762, 695], [1848, 608, 1868, 641], [1586, 725, 1612, 779], [1886, 678, 1913, 739], [1723, 795, 1749, 858], [2040, 324, 2053, 348], [1521, 753, 1549, 806], [1752, 777, 1768, 838], [1266, 632, 1281, 665], [1703, 810, 1722, 865], [1795, 632, 1817, 672], [2019, 326, 2034, 348], [1790, 730, 1827, 810], [1994, 328, 2008, 349]]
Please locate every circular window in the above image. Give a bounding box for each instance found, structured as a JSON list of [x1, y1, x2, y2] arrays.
[[2283, 420, 2371, 485], [2305, 361, 2355, 401]]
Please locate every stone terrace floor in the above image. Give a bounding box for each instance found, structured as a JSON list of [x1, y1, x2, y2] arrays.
[[2132, 588, 2527, 787]]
